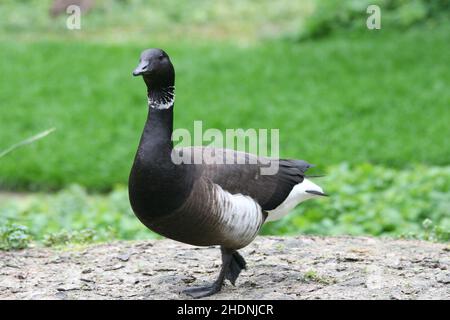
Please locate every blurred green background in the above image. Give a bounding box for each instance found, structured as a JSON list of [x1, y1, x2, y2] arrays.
[[1, 0, 449, 249]]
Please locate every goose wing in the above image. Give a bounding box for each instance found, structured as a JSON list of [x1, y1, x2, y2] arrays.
[[175, 147, 313, 211]]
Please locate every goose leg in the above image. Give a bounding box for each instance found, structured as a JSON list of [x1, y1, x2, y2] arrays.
[[183, 246, 246, 299]]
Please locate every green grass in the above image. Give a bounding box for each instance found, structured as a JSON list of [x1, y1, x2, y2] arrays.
[[0, 25, 449, 191], [1, 163, 448, 250]]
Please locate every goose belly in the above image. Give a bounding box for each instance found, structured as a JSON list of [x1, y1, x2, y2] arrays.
[[144, 181, 265, 249]]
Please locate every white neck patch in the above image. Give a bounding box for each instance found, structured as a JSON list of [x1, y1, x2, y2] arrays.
[[148, 86, 175, 110]]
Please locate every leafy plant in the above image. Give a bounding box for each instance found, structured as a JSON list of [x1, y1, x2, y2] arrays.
[[0, 163, 448, 250], [402, 218, 450, 242], [262, 163, 450, 242], [0, 223, 32, 250], [303, 270, 335, 285], [43, 229, 96, 247]]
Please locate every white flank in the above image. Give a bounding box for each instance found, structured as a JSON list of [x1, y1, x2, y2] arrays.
[[266, 178, 324, 222], [214, 184, 265, 248]]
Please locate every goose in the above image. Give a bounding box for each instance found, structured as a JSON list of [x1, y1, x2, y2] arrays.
[[129, 48, 327, 298]]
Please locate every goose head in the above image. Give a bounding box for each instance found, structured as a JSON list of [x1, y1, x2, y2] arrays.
[[133, 48, 175, 88]]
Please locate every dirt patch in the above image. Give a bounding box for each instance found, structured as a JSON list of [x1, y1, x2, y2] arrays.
[[0, 236, 449, 300]]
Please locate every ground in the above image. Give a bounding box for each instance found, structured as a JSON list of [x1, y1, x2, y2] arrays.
[[0, 236, 449, 300]]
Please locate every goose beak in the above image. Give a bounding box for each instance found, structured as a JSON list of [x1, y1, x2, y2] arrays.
[[133, 61, 149, 76]]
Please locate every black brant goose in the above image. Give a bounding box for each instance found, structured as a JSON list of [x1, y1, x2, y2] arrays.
[[129, 48, 327, 298]]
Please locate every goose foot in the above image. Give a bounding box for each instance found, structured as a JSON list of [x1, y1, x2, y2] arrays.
[[182, 247, 246, 299], [183, 282, 222, 298]]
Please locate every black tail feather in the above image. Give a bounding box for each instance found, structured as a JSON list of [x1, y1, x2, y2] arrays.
[[305, 174, 326, 178], [306, 190, 329, 197]]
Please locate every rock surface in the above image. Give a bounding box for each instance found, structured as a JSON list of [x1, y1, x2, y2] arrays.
[[0, 236, 449, 300]]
